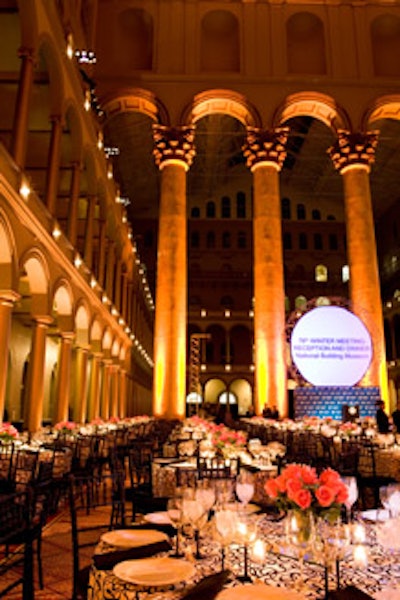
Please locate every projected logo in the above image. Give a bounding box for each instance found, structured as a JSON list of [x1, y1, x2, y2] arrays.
[[290, 306, 372, 386]]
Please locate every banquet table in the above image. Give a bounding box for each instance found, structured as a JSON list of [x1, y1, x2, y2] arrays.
[[87, 511, 400, 600]]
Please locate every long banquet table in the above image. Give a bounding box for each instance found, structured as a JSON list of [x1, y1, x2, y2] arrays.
[[87, 511, 400, 600]]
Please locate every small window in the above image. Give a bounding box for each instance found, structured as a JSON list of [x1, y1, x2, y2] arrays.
[[312, 209, 321, 220], [191, 206, 200, 218], [237, 192, 246, 218], [283, 232, 292, 249], [206, 231, 215, 249], [329, 234, 338, 250], [191, 231, 200, 248], [297, 203, 306, 220], [238, 231, 247, 249], [299, 233, 308, 250], [282, 197, 291, 220], [295, 295, 307, 310], [342, 265, 349, 283], [222, 231, 231, 248], [206, 201, 216, 218], [315, 264, 328, 282], [221, 196, 231, 218], [314, 233, 323, 250]]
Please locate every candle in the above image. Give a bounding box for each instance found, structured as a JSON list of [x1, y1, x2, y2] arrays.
[[353, 544, 368, 568], [353, 523, 366, 544], [251, 539, 266, 563]]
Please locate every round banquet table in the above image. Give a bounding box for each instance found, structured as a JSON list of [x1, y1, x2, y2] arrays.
[[87, 513, 400, 600]]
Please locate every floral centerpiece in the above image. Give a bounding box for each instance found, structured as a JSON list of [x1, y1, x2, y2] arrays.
[[338, 421, 361, 438], [208, 423, 247, 456], [0, 421, 19, 443], [54, 420, 76, 433], [265, 463, 348, 536]]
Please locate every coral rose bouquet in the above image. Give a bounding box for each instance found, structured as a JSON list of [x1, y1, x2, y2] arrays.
[[0, 422, 19, 443], [265, 463, 348, 525]]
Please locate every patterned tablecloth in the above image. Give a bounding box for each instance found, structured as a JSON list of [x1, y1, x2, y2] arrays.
[[88, 513, 400, 600]]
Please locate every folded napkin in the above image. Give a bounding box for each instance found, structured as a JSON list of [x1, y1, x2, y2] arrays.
[[327, 586, 375, 600], [94, 539, 171, 570], [179, 570, 231, 600]]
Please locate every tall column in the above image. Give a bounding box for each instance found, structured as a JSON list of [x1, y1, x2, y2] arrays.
[[114, 258, 122, 312], [84, 194, 97, 269], [45, 115, 63, 214], [87, 352, 102, 421], [109, 364, 120, 417], [121, 273, 128, 322], [67, 161, 82, 245], [119, 368, 127, 418], [11, 47, 35, 168], [0, 292, 19, 423], [54, 332, 74, 423], [100, 359, 112, 419], [73, 346, 89, 423], [152, 125, 195, 419], [328, 131, 389, 403], [243, 127, 289, 417], [25, 316, 52, 432]]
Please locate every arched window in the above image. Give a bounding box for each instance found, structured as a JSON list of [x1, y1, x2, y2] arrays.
[[201, 10, 240, 72], [222, 231, 231, 248], [329, 234, 338, 250], [191, 231, 200, 248], [315, 264, 328, 282], [286, 12, 326, 75], [299, 233, 308, 250], [191, 206, 200, 218], [221, 196, 231, 218], [206, 201, 216, 218], [297, 203, 306, 220], [117, 9, 153, 70], [295, 295, 307, 310], [314, 233, 323, 250], [342, 265, 350, 283], [206, 231, 216, 249], [237, 231, 247, 249], [237, 192, 246, 218], [282, 197, 291, 219], [371, 15, 400, 77], [312, 209, 321, 220], [283, 232, 292, 250]]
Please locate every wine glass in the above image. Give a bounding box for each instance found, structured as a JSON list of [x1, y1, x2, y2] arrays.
[[182, 496, 208, 559], [342, 476, 358, 522], [196, 480, 216, 514], [236, 470, 254, 511], [214, 507, 236, 570], [167, 497, 184, 557]]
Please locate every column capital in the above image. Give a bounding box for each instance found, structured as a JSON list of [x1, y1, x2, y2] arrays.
[[328, 130, 379, 174], [0, 290, 21, 306], [243, 127, 289, 172], [153, 125, 196, 171], [17, 46, 35, 62], [32, 315, 53, 327]]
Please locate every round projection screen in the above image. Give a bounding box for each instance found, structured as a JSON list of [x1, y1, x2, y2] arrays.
[[290, 306, 372, 386]]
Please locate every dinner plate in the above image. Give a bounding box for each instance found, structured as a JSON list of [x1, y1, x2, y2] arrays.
[[225, 503, 260, 514], [216, 583, 307, 600], [101, 529, 169, 548], [113, 556, 195, 586], [143, 511, 173, 525], [360, 509, 390, 522]]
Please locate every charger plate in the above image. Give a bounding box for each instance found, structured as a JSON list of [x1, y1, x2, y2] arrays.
[[360, 509, 390, 522], [113, 557, 195, 586], [101, 529, 168, 548], [216, 583, 307, 600], [143, 512, 173, 525]]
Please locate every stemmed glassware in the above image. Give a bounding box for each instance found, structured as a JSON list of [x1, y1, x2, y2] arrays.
[[235, 515, 258, 582], [342, 476, 358, 523], [214, 507, 237, 570], [235, 470, 255, 511], [182, 491, 209, 559], [167, 497, 184, 558]]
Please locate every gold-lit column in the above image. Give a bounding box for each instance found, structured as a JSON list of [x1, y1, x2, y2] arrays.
[[54, 332, 74, 423], [109, 363, 120, 417], [118, 368, 127, 418], [115, 259, 122, 312], [73, 345, 89, 423], [87, 351, 102, 421], [121, 273, 128, 323], [329, 131, 389, 404], [0, 292, 19, 423], [243, 127, 289, 417], [84, 194, 97, 270], [97, 220, 107, 288], [67, 161, 82, 245], [25, 316, 52, 432], [152, 125, 196, 419], [11, 47, 35, 168], [45, 115, 63, 214], [100, 359, 112, 419]]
